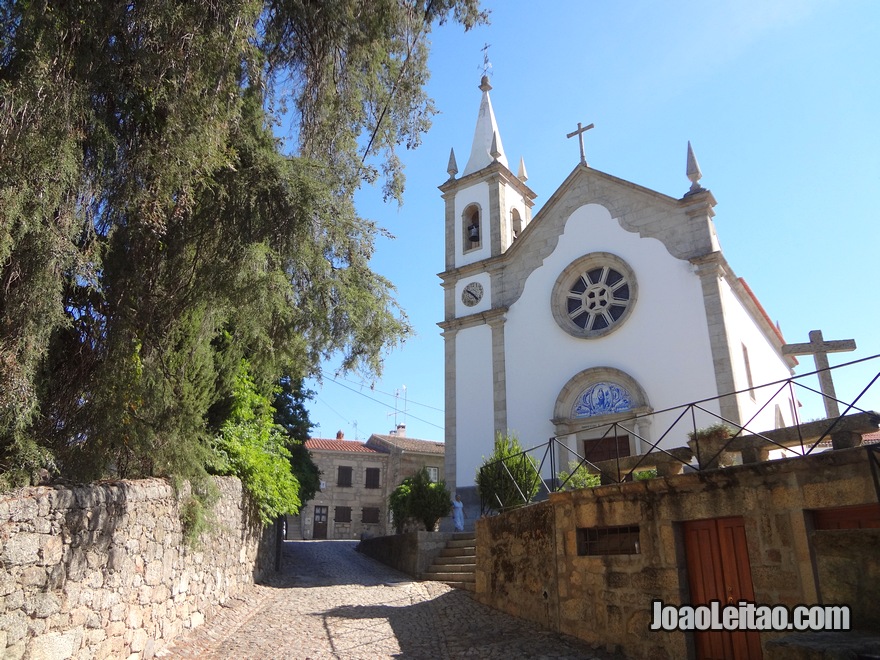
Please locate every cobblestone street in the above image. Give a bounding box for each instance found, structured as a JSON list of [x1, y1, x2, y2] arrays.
[[158, 540, 620, 659]]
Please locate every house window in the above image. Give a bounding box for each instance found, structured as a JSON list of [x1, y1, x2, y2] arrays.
[[337, 466, 352, 487], [576, 525, 640, 556], [365, 467, 381, 489], [335, 506, 351, 523], [462, 204, 481, 252], [362, 507, 380, 524], [426, 466, 439, 482]]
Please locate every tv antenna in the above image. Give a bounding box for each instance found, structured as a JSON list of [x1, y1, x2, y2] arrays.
[[387, 385, 409, 429]]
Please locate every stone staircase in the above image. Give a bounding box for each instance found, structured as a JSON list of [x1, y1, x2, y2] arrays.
[[423, 532, 476, 591]]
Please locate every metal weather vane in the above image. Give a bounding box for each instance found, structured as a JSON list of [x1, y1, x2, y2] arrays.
[[480, 43, 492, 78]]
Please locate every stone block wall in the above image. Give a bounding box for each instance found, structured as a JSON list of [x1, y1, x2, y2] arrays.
[[474, 447, 879, 658], [357, 531, 453, 579], [0, 476, 275, 659]]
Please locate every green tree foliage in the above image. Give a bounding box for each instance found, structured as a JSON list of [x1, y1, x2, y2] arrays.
[[273, 375, 321, 505], [0, 0, 487, 488], [211, 362, 301, 525], [475, 433, 541, 512], [557, 461, 601, 491], [388, 479, 413, 534], [389, 467, 451, 532]]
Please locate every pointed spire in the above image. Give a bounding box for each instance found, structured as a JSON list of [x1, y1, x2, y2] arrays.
[[463, 76, 508, 176], [685, 141, 705, 195], [490, 132, 501, 161], [517, 156, 528, 182], [447, 148, 458, 179]]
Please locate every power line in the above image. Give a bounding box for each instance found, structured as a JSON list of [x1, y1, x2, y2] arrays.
[[324, 376, 444, 432], [332, 374, 445, 413]]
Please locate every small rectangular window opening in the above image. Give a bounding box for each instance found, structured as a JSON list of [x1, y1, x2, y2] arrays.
[[576, 525, 640, 556]]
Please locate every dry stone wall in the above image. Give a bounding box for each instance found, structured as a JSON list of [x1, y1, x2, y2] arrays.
[[0, 476, 275, 659]]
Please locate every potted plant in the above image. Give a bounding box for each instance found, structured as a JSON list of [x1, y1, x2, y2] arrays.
[[687, 423, 737, 469]]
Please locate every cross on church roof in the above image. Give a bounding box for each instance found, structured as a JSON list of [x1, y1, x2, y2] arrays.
[[782, 329, 857, 418], [480, 43, 492, 78], [566, 121, 594, 166]]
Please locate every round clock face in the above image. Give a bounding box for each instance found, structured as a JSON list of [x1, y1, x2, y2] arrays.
[[461, 281, 484, 307]]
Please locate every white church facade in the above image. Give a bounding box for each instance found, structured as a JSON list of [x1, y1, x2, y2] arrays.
[[439, 77, 798, 502]]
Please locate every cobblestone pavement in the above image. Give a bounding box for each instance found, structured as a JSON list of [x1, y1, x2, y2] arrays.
[[158, 540, 624, 660]]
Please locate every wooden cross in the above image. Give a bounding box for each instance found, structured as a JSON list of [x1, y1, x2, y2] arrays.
[[782, 329, 857, 418], [566, 121, 594, 165]]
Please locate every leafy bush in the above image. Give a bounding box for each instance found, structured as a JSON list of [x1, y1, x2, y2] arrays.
[[634, 469, 658, 481], [687, 423, 735, 441], [557, 460, 601, 490], [389, 480, 414, 533], [389, 468, 451, 532], [476, 433, 540, 512], [210, 362, 301, 525]]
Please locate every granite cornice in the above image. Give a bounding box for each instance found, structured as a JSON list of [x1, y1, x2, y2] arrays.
[[437, 306, 508, 332], [438, 256, 505, 283], [439, 160, 536, 201]]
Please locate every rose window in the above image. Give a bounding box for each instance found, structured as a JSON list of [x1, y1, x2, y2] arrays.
[[566, 266, 631, 331]]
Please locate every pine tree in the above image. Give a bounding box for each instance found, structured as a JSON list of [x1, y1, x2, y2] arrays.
[[0, 0, 488, 488]]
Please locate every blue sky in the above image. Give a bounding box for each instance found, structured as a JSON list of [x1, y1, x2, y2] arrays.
[[303, 0, 880, 443]]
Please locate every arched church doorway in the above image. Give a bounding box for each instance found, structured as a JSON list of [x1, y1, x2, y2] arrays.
[[552, 368, 653, 479]]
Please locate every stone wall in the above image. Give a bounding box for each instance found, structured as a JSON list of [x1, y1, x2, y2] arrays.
[[0, 476, 275, 659], [357, 531, 453, 579], [474, 447, 880, 659]]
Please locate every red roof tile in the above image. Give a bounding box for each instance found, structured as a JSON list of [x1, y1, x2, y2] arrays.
[[305, 438, 383, 453], [367, 434, 445, 454]]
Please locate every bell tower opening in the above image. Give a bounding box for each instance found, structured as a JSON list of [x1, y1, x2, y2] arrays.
[[463, 204, 482, 252]]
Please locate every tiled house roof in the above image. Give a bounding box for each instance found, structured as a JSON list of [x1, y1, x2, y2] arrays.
[[305, 438, 385, 453], [367, 434, 445, 455]]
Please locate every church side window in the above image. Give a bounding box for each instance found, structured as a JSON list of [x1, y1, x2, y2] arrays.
[[462, 204, 481, 252], [742, 343, 756, 401]]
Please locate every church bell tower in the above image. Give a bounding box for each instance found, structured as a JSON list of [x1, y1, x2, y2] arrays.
[[438, 76, 536, 498]]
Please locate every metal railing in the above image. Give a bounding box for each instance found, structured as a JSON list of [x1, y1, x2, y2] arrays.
[[478, 355, 880, 515]]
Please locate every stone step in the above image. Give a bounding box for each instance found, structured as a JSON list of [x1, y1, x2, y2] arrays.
[[438, 547, 475, 558], [425, 562, 475, 573], [431, 555, 475, 565], [445, 539, 477, 550], [424, 571, 475, 583]]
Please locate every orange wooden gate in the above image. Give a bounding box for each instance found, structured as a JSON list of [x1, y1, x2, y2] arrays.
[[683, 517, 763, 659]]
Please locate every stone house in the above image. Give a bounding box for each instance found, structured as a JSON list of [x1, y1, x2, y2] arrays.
[[285, 425, 445, 539]]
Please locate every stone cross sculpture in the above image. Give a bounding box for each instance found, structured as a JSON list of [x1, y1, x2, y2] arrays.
[[566, 121, 594, 166], [782, 329, 857, 418]]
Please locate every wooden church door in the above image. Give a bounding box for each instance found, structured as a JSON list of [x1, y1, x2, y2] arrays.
[[683, 517, 763, 659]]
